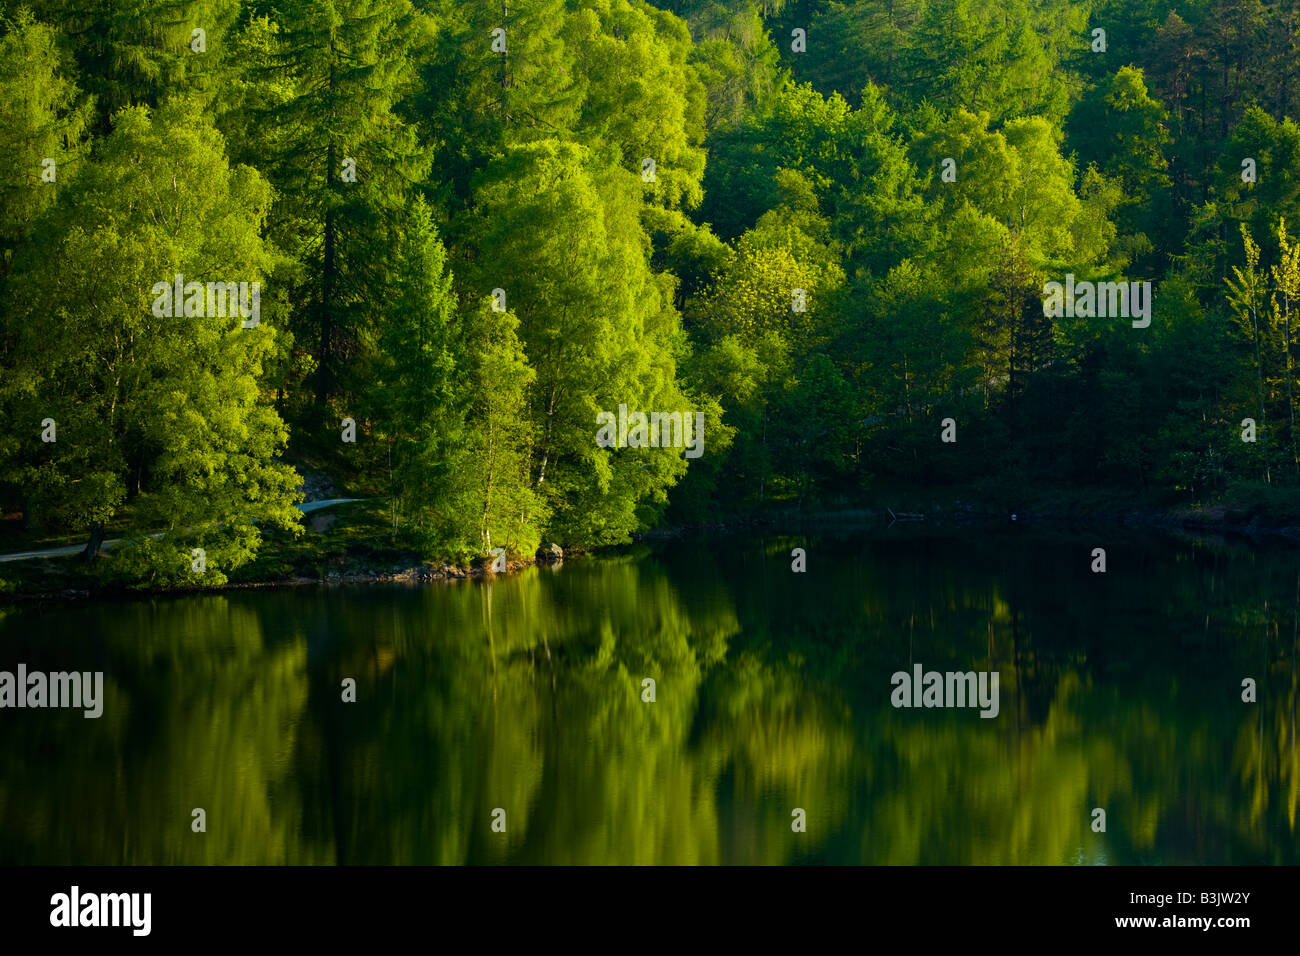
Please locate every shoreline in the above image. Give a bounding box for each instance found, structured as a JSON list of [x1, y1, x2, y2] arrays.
[[6, 500, 1300, 604], [633, 504, 1300, 542], [0, 553, 564, 605]]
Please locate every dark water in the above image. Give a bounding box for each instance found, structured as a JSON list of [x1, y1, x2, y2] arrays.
[[1, 528, 1298, 864]]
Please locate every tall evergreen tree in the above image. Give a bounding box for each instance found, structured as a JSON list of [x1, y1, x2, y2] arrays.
[[263, 0, 432, 420], [364, 197, 465, 550], [0, 10, 91, 269]]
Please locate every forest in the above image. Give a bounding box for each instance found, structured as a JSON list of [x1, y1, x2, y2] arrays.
[[3, 0, 1300, 586]]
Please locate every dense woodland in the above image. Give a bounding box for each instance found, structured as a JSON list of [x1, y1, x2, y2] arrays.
[[3, 0, 1300, 584]]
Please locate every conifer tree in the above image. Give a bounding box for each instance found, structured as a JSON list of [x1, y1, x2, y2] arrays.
[[263, 0, 432, 418]]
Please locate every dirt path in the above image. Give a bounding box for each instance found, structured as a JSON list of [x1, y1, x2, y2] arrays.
[[0, 498, 366, 564]]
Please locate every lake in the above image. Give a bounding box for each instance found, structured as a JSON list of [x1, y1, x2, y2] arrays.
[[1, 526, 1297, 864]]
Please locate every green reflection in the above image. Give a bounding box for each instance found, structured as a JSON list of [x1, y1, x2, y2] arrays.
[[0, 529, 1296, 864]]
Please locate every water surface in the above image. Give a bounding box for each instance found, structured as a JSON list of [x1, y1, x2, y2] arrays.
[[1, 528, 1297, 864]]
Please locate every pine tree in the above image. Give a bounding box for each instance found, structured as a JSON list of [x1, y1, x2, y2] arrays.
[[263, 0, 432, 419], [365, 197, 464, 549], [0, 10, 91, 268], [34, 0, 241, 125]]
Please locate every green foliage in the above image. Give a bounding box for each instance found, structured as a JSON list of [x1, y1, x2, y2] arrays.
[[445, 301, 544, 558], [365, 197, 466, 552], [895, 0, 1077, 124], [1, 97, 300, 585], [32, 0, 243, 122], [261, 0, 432, 415], [8, 0, 1300, 585], [0, 10, 91, 263], [468, 138, 698, 545]]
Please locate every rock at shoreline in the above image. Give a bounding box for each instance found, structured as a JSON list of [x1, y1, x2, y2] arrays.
[[537, 543, 563, 563], [294, 468, 339, 504]]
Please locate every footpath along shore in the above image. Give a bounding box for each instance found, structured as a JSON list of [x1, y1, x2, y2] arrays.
[[0, 498, 570, 603]]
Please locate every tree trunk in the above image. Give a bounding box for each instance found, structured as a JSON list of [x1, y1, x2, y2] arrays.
[[1287, 300, 1298, 479], [1251, 299, 1270, 485], [82, 522, 104, 564], [319, 41, 339, 416]]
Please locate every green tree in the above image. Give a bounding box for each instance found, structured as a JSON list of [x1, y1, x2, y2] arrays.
[[1066, 67, 1172, 265], [1225, 224, 1272, 484], [365, 197, 464, 550], [899, 0, 1075, 125], [0, 97, 301, 583], [455, 301, 544, 557], [262, 0, 432, 419], [0, 10, 91, 268], [668, 0, 781, 133], [1272, 219, 1300, 479], [33, 0, 241, 124], [468, 139, 703, 545]]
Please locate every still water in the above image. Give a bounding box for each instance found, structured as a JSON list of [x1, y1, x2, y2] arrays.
[[1, 528, 1297, 864]]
